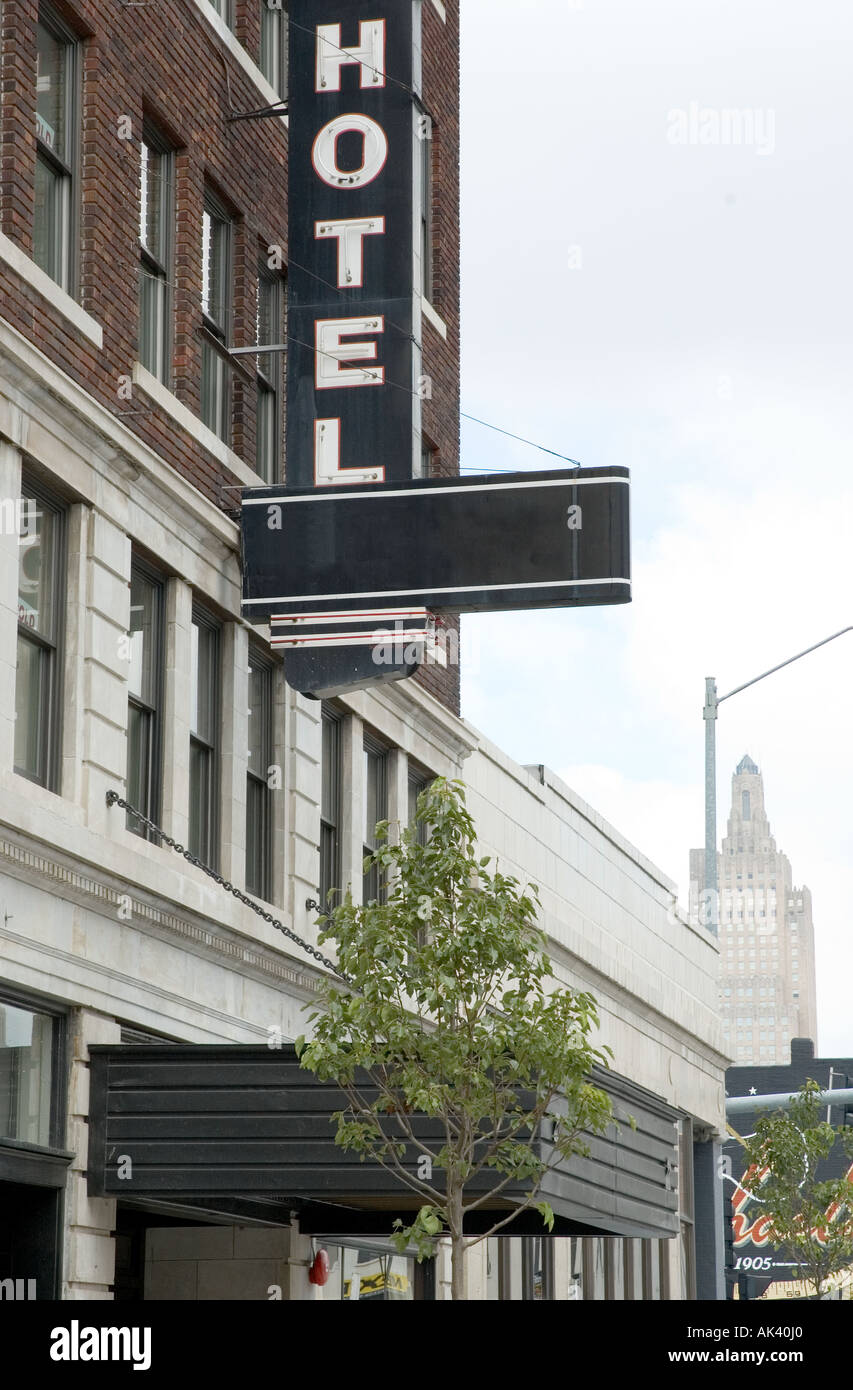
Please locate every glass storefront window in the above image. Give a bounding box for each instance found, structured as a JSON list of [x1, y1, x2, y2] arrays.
[[0, 1002, 54, 1147], [317, 1243, 415, 1301]]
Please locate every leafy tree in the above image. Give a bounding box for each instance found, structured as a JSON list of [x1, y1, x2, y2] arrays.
[[739, 1079, 853, 1299], [297, 777, 613, 1300]]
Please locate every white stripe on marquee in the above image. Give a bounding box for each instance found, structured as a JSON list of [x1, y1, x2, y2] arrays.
[[271, 607, 429, 625], [242, 476, 629, 505], [245, 576, 630, 608], [272, 633, 430, 648]]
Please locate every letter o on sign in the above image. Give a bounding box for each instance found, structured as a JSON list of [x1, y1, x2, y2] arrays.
[[312, 113, 388, 189]]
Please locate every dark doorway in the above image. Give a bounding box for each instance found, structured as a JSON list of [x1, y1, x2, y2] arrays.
[[0, 1180, 62, 1298]]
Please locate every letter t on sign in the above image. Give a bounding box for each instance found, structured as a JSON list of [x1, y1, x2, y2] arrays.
[[315, 217, 385, 288]]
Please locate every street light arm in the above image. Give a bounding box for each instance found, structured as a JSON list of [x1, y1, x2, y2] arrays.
[[702, 624, 852, 938], [718, 626, 853, 705]]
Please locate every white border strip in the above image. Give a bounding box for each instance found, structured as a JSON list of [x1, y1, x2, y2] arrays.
[[0, 232, 103, 347], [244, 475, 629, 506], [132, 362, 266, 484], [272, 608, 428, 626], [273, 631, 430, 649], [248, 576, 630, 607], [422, 296, 448, 339]]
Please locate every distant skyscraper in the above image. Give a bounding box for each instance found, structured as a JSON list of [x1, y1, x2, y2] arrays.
[[690, 756, 818, 1064]]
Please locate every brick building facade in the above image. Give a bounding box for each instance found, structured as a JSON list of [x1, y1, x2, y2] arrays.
[[1, 0, 460, 706]]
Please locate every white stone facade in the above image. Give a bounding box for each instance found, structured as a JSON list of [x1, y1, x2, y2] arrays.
[[0, 306, 726, 1300]]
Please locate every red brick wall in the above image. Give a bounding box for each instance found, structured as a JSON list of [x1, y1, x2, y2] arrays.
[[0, 0, 460, 712]]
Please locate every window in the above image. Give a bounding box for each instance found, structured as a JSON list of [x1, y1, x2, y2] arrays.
[[582, 1237, 605, 1300], [127, 562, 164, 836], [189, 609, 220, 868], [256, 263, 283, 481], [408, 769, 431, 846], [486, 1238, 511, 1300], [34, 8, 77, 289], [0, 993, 61, 1147], [15, 479, 64, 789], [418, 116, 433, 300], [246, 645, 273, 900], [208, 0, 233, 26], [622, 1240, 638, 1300], [522, 1237, 554, 1300], [416, 437, 437, 480], [201, 193, 233, 442], [318, 1242, 419, 1301], [260, 1, 288, 94], [138, 130, 174, 382], [320, 707, 341, 908], [363, 736, 388, 902]]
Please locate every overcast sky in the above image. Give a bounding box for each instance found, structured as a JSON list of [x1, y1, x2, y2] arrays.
[[458, 0, 853, 1054]]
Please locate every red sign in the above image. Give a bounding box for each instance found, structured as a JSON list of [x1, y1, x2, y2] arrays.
[[732, 1161, 853, 1249]]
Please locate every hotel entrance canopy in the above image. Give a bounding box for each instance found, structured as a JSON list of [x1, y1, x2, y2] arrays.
[[87, 1045, 679, 1238]]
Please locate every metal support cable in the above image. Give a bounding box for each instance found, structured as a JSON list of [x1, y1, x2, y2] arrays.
[[105, 791, 350, 985]]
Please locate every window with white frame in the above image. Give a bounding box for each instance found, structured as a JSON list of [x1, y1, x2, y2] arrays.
[[363, 735, 388, 902], [189, 608, 220, 868], [138, 128, 174, 382], [320, 706, 342, 908], [15, 476, 64, 790], [256, 261, 283, 481], [208, 0, 233, 27], [260, 1, 288, 94], [126, 560, 164, 837], [34, 6, 77, 290], [246, 644, 273, 900], [407, 766, 431, 846], [201, 191, 233, 442], [418, 113, 434, 301]]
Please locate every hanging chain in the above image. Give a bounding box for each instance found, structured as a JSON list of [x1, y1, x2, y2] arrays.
[[105, 791, 351, 985]]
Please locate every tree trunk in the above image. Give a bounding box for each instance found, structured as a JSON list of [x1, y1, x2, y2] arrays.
[[449, 1183, 466, 1300]]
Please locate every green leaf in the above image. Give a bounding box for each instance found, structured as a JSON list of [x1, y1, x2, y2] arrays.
[[536, 1201, 555, 1233]]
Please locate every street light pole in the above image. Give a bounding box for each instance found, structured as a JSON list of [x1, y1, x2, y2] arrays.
[[703, 625, 853, 936], [704, 677, 718, 933]]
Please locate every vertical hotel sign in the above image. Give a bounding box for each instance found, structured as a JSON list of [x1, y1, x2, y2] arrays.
[[287, 2, 416, 491], [284, 1, 419, 695]]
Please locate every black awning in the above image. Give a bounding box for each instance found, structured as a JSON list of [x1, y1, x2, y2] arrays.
[[87, 1045, 679, 1239]]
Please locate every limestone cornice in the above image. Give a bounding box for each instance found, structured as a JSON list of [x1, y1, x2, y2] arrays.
[[0, 825, 325, 1004]]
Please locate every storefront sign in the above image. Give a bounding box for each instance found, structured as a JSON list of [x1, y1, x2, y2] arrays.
[[727, 1153, 853, 1282], [241, 467, 631, 622]]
